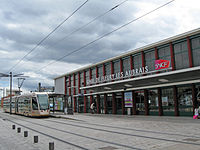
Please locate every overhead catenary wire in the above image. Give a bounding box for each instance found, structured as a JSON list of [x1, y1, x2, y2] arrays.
[[26, 0, 128, 62], [36, 0, 175, 73], [7, 0, 89, 73]]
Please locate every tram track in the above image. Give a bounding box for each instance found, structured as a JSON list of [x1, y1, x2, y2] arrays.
[[41, 118, 200, 146], [46, 118, 200, 139], [4, 113, 200, 147], [2, 114, 143, 150], [2, 113, 200, 149], [1, 117, 89, 150]]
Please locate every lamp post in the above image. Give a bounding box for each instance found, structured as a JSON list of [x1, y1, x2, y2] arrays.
[[0, 72, 27, 114]]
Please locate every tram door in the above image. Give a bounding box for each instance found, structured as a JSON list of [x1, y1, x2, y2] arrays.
[[135, 90, 145, 115]]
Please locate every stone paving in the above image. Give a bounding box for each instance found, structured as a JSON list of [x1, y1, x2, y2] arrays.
[[1, 110, 200, 150], [50, 112, 200, 150]]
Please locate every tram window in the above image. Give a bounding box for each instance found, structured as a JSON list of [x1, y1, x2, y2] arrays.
[[37, 94, 49, 110], [32, 97, 38, 110]]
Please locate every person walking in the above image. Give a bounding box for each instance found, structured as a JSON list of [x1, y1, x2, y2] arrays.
[[193, 107, 199, 119], [90, 102, 95, 114]]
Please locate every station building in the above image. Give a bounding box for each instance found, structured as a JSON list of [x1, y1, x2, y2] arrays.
[[54, 28, 200, 116]]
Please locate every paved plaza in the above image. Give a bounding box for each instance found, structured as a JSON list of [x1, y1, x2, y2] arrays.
[[0, 110, 200, 150]]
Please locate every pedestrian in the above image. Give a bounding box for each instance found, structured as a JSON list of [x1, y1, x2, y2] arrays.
[[90, 102, 95, 114], [193, 107, 199, 119], [198, 106, 200, 119]]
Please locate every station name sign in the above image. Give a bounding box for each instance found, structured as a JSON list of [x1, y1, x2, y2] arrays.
[[87, 66, 149, 85], [86, 59, 170, 86]]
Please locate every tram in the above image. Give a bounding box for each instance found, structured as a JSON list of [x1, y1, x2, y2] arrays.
[[3, 92, 50, 117]]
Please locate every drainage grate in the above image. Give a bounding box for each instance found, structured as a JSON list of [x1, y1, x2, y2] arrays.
[[183, 138, 199, 142], [99, 146, 118, 150]]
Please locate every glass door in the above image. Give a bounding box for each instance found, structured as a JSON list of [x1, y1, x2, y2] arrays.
[[148, 89, 159, 116], [107, 94, 112, 114], [77, 96, 84, 113], [116, 92, 122, 114], [100, 95, 104, 114], [178, 85, 193, 116], [135, 90, 145, 115]]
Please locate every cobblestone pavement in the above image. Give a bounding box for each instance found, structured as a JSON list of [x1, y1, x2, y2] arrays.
[[0, 110, 200, 150]]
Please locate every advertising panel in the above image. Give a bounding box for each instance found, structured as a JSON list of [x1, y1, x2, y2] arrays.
[[124, 92, 133, 107]]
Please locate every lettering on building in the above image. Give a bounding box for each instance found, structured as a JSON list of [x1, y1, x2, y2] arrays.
[[87, 66, 149, 85]]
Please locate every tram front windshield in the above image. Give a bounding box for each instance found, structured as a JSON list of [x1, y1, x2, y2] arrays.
[[37, 94, 49, 110]]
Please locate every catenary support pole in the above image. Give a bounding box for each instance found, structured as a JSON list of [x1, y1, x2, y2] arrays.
[[10, 72, 12, 115]]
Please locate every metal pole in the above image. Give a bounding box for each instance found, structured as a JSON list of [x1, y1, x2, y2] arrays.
[[10, 72, 12, 115], [18, 78, 20, 95], [53, 98, 55, 113]]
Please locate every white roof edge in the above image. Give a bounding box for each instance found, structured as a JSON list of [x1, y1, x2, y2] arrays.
[[54, 27, 200, 80]]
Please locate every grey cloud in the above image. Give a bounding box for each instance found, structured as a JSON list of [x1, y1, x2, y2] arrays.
[[0, 0, 196, 91]]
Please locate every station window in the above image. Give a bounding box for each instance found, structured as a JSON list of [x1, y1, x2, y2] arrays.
[[85, 70, 89, 85], [191, 36, 200, 67], [71, 75, 74, 96], [157, 45, 171, 62], [144, 49, 155, 72], [113, 60, 120, 81], [132, 53, 142, 76], [75, 74, 78, 95], [173, 40, 189, 70], [80, 72, 84, 94], [98, 65, 103, 78], [66, 77, 69, 95], [91, 68, 96, 82], [105, 63, 111, 76], [122, 57, 130, 75], [85, 70, 90, 93]]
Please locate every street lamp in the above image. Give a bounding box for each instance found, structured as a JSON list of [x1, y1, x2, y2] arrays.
[[0, 72, 27, 114]]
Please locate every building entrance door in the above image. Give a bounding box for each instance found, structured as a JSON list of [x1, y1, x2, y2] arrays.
[[135, 90, 145, 115], [100, 95, 104, 114], [107, 94, 112, 114], [116, 93, 122, 114], [77, 96, 84, 113]]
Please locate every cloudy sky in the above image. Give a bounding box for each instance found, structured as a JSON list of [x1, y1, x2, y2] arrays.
[[0, 0, 200, 92]]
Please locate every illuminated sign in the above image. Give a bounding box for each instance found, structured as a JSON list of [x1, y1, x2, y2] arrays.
[[155, 59, 170, 70]]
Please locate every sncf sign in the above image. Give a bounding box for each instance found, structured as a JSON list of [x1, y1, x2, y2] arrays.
[[155, 59, 170, 70]]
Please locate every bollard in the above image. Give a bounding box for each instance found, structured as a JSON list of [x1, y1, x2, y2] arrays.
[[49, 142, 54, 150], [12, 125, 15, 130], [34, 136, 38, 143], [17, 127, 21, 133], [24, 131, 28, 137]]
